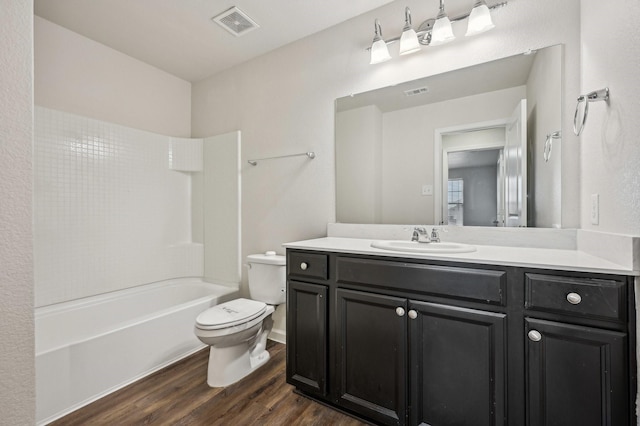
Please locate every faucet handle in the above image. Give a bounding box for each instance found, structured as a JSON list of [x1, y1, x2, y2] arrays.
[[412, 226, 430, 243]]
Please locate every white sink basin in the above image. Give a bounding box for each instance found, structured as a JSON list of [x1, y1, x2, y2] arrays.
[[370, 240, 477, 254]]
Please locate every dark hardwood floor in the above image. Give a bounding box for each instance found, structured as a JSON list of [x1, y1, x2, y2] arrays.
[[50, 341, 367, 425]]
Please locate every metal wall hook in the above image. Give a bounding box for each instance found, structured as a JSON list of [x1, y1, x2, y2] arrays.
[[573, 87, 609, 136], [544, 131, 561, 162]]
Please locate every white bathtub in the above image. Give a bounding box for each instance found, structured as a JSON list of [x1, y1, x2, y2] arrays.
[[35, 278, 239, 425]]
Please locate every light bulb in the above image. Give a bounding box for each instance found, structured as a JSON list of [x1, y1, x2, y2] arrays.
[[399, 7, 420, 56], [431, 14, 455, 45], [399, 27, 421, 55], [430, 1, 455, 46], [370, 19, 391, 64], [370, 38, 391, 64], [466, 1, 495, 36]]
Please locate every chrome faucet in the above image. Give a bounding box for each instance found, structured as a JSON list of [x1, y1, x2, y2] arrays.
[[411, 227, 431, 243], [430, 227, 441, 243]]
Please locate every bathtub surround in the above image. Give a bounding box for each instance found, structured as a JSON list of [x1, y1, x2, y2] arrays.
[[33, 107, 244, 422], [34, 107, 203, 306], [36, 278, 238, 425], [34, 108, 243, 306], [0, 1, 35, 424], [169, 136, 203, 172]]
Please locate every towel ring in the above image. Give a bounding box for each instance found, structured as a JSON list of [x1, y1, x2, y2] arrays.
[[573, 88, 609, 136], [544, 131, 561, 162]]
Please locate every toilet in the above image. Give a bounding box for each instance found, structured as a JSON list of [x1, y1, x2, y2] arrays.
[[194, 252, 286, 387]]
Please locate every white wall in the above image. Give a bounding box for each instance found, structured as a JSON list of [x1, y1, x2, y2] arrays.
[[34, 16, 191, 137], [203, 131, 241, 285], [192, 1, 582, 295], [0, 1, 35, 424], [336, 105, 383, 223], [580, 1, 640, 235], [526, 44, 562, 228]]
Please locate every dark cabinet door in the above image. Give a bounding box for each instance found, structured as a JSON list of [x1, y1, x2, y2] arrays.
[[409, 301, 507, 426], [336, 288, 408, 426], [525, 318, 628, 426], [286, 280, 328, 396]]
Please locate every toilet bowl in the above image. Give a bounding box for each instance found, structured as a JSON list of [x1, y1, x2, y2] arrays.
[[194, 252, 286, 387]]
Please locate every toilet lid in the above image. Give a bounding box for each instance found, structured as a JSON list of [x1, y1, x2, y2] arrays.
[[195, 298, 267, 330]]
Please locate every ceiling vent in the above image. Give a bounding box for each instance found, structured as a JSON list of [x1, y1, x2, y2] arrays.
[[212, 6, 259, 37], [403, 87, 429, 97]]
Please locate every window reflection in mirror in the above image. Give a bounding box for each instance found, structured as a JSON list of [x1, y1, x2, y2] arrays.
[[447, 148, 503, 227]]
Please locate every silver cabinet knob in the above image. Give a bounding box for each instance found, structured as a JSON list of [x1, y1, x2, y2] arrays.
[[396, 307, 405, 317], [566, 292, 582, 305], [528, 330, 542, 342], [408, 310, 418, 320], [300, 262, 308, 271]]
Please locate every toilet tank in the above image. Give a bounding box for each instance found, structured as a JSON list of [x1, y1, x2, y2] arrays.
[[247, 252, 286, 305]]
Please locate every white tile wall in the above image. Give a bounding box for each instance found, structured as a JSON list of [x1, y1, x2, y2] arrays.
[[169, 137, 203, 171], [34, 107, 203, 307]]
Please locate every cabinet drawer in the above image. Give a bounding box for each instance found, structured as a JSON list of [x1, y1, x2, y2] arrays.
[[288, 252, 329, 281], [525, 274, 626, 322], [336, 257, 506, 305]]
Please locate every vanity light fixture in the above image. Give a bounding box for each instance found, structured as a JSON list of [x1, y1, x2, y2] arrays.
[[465, 0, 495, 36], [431, 0, 456, 46], [399, 7, 421, 55], [370, 19, 392, 64], [366, 1, 507, 64]]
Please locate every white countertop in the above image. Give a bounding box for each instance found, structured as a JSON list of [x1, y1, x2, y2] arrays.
[[283, 237, 639, 276]]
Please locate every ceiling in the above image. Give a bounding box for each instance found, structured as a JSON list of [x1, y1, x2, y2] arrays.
[[336, 51, 536, 113], [34, 0, 394, 82], [449, 148, 501, 169]]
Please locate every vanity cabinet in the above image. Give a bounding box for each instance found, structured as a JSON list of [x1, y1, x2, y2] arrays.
[[335, 289, 408, 425], [409, 301, 506, 426], [525, 318, 627, 426], [334, 287, 508, 426], [286, 280, 328, 397], [524, 273, 632, 426], [285, 249, 636, 426], [286, 252, 331, 397]]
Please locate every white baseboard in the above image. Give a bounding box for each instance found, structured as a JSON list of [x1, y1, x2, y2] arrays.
[[268, 328, 286, 344]]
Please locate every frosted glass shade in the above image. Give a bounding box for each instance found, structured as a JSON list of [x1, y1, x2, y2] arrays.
[[370, 38, 391, 64], [466, 3, 495, 36], [399, 28, 421, 55], [431, 15, 455, 45]]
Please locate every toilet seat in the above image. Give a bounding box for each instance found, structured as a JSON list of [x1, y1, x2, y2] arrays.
[[195, 298, 267, 331]]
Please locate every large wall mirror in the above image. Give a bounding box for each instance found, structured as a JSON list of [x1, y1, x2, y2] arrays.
[[336, 44, 563, 228]]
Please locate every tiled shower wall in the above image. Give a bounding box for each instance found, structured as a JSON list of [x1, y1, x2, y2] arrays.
[[34, 107, 203, 307]]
